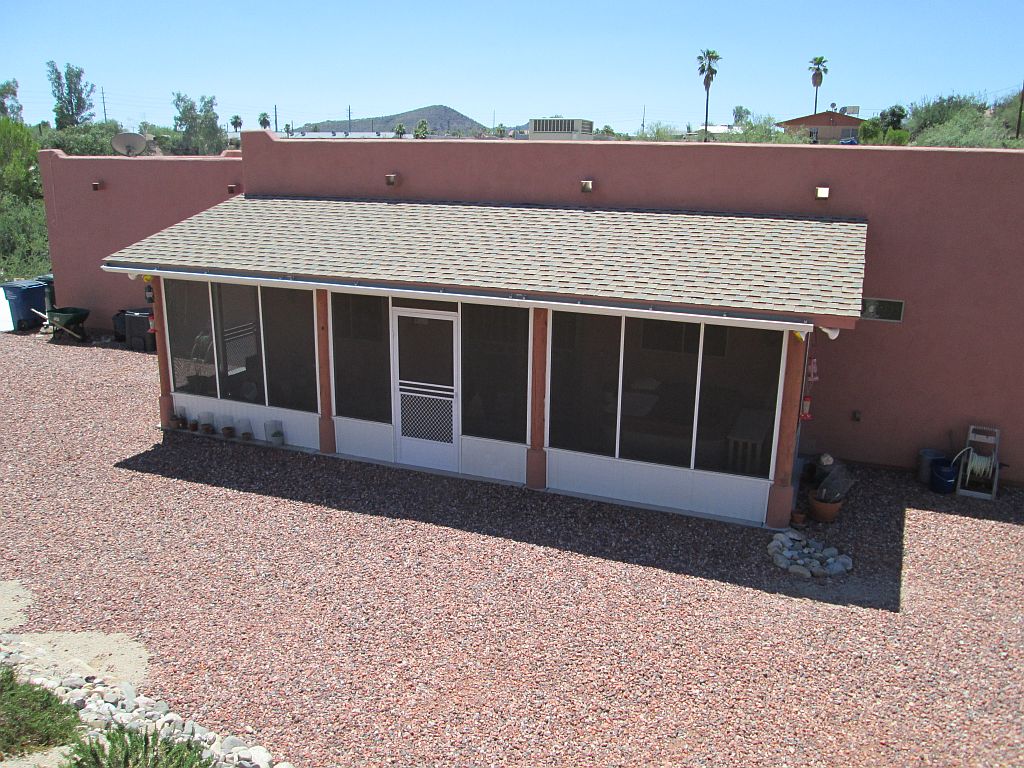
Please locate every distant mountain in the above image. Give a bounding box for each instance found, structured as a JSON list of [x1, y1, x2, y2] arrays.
[[299, 105, 486, 135]]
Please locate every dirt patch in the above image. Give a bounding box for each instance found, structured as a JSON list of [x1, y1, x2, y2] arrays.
[[0, 581, 148, 685], [0, 745, 72, 768]]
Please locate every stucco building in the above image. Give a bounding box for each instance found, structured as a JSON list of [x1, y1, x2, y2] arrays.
[[37, 134, 1023, 526]]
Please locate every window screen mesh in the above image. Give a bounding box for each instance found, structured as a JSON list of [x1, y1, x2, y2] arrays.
[[261, 287, 318, 413], [548, 311, 620, 457], [212, 284, 264, 405], [619, 318, 699, 467], [461, 304, 529, 443], [694, 327, 782, 478], [332, 293, 392, 423], [164, 279, 216, 398]]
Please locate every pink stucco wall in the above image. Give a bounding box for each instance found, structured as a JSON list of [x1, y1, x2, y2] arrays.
[[39, 133, 1024, 481], [38, 150, 242, 328]]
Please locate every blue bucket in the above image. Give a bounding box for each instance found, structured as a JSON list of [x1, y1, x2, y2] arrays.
[[930, 458, 957, 494]]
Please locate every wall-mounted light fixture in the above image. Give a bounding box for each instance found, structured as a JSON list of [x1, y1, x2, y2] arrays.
[[227, 184, 238, 194], [580, 179, 594, 193], [385, 173, 398, 186], [91, 181, 102, 191], [815, 186, 830, 200], [819, 327, 841, 340]]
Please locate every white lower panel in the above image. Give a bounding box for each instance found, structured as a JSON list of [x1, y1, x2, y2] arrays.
[[334, 417, 395, 463], [171, 393, 320, 450], [547, 449, 769, 523], [460, 436, 527, 484]]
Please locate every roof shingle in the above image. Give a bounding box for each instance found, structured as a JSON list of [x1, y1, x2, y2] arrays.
[[104, 196, 867, 318]]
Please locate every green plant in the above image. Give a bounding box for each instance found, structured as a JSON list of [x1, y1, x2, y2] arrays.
[[697, 48, 722, 142], [66, 726, 217, 768], [858, 117, 883, 144], [884, 128, 910, 146], [0, 665, 81, 759], [808, 56, 829, 113]]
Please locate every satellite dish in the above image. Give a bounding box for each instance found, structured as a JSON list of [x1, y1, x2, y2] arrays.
[[111, 132, 148, 157], [829, 102, 838, 111]]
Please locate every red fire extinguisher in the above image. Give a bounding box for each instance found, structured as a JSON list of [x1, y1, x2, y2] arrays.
[[147, 313, 156, 334], [800, 395, 813, 421]]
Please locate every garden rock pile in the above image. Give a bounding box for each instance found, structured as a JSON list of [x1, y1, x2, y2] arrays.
[[0, 637, 292, 768], [767, 529, 853, 578]]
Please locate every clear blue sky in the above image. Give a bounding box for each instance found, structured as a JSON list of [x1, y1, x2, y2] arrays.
[[4, 0, 1022, 134]]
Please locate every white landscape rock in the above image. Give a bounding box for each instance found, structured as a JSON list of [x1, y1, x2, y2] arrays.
[[767, 529, 853, 578]]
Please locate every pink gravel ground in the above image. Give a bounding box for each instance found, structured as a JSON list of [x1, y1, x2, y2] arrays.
[[1, 332, 1022, 767]]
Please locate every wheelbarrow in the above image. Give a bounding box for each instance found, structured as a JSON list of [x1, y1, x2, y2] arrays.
[[31, 306, 90, 341]]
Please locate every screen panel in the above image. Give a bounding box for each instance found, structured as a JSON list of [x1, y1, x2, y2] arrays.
[[212, 283, 265, 405], [261, 287, 318, 413], [164, 279, 217, 398], [461, 303, 529, 443], [548, 311, 621, 457], [332, 293, 392, 423]]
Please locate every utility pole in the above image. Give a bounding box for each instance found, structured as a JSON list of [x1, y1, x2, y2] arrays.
[[1016, 78, 1023, 140], [101, 88, 107, 122], [640, 105, 645, 135], [492, 110, 495, 132], [273, 105, 278, 133], [348, 105, 352, 134]]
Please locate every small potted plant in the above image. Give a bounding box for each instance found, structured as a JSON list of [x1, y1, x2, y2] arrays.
[[221, 425, 236, 439], [236, 418, 253, 441], [188, 419, 199, 432], [265, 419, 284, 446], [199, 411, 215, 435], [808, 463, 855, 523]]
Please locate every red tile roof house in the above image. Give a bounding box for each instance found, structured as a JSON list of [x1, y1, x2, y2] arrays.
[[37, 133, 1024, 527]]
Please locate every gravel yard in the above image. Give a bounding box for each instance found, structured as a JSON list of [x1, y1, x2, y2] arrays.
[[1, 332, 1022, 767]]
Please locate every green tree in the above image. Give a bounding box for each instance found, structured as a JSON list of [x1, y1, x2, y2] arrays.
[[0, 118, 49, 279], [879, 104, 907, 132], [284, 123, 293, 136], [46, 61, 95, 129], [230, 115, 242, 131], [413, 119, 430, 138], [858, 117, 883, 144], [907, 94, 987, 139], [0, 80, 23, 121], [732, 105, 751, 126], [0, 118, 40, 199], [717, 114, 809, 143], [808, 56, 828, 113], [172, 93, 227, 154], [639, 121, 679, 141], [598, 124, 615, 136], [913, 107, 1023, 148], [258, 112, 271, 130], [394, 122, 406, 138], [697, 49, 722, 142], [40, 120, 121, 155]]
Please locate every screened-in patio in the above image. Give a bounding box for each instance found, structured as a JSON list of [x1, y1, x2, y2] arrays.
[[103, 195, 866, 526]]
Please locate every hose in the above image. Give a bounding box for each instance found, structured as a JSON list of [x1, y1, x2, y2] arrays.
[[951, 447, 996, 484]]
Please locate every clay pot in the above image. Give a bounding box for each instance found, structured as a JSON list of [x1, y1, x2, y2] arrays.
[[221, 426, 236, 439], [790, 509, 807, 526], [188, 420, 199, 432], [808, 489, 842, 523]]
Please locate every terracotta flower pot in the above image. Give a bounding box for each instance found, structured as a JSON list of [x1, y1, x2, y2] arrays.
[[808, 489, 842, 523]]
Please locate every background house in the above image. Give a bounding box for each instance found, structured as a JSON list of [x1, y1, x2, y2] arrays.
[[777, 110, 864, 142]]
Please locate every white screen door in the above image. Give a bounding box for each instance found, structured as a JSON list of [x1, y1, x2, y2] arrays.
[[392, 309, 459, 471]]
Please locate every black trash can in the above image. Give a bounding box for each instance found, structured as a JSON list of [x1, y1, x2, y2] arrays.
[[34, 273, 56, 312], [124, 308, 156, 352]]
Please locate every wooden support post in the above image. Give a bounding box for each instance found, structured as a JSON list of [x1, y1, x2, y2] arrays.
[[150, 276, 175, 429], [526, 308, 549, 490], [766, 331, 808, 528], [315, 289, 336, 454]]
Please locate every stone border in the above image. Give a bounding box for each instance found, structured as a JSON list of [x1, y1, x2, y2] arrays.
[[0, 637, 292, 768], [767, 529, 853, 578]]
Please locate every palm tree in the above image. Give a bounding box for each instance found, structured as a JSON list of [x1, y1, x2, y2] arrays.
[[697, 49, 722, 142], [230, 114, 242, 132], [809, 56, 829, 114], [258, 112, 271, 130]]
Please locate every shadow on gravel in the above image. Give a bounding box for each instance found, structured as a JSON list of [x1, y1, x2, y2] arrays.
[[108, 433, 988, 613]]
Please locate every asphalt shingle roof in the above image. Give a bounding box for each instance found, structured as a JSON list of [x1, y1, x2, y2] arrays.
[[104, 196, 867, 318]]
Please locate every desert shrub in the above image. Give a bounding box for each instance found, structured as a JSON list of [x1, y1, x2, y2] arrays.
[[66, 726, 217, 768], [884, 129, 910, 146], [0, 665, 81, 759], [858, 118, 883, 144]]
